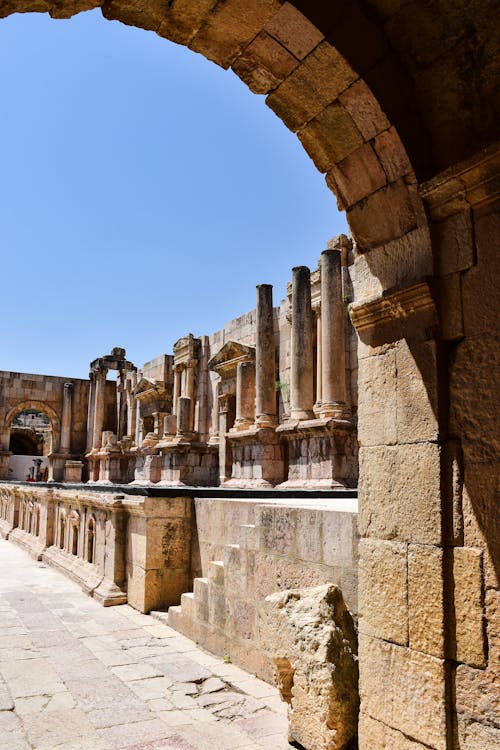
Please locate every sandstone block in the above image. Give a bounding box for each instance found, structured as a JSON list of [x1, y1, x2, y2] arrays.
[[339, 79, 390, 140], [374, 126, 412, 182], [359, 538, 408, 645], [359, 635, 447, 750], [261, 584, 358, 750], [395, 338, 439, 444], [434, 208, 474, 276], [408, 543, 445, 657], [264, 2, 323, 60], [457, 717, 500, 750], [347, 179, 419, 250], [327, 142, 387, 210], [359, 713, 432, 749], [298, 102, 364, 173], [358, 442, 442, 544], [357, 348, 397, 446], [232, 30, 298, 94], [453, 546, 485, 667]]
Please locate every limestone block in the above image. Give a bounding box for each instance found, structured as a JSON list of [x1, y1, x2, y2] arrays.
[[264, 2, 323, 60], [359, 538, 408, 646], [395, 339, 439, 444], [327, 142, 387, 210], [358, 443, 442, 544], [456, 660, 500, 730], [434, 208, 474, 275], [374, 126, 412, 183], [189, 0, 281, 69], [438, 272, 464, 341], [408, 544, 445, 657], [357, 348, 397, 446], [359, 635, 447, 750], [347, 179, 420, 250], [359, 713, 431, 749], [295, 509, 322, 564], [457, 717, 500, 750], [260, 584, 358, 750], [450, 335, 500, 465], [275, 557, 329, 593], [339, 79, 390, 140], [453, 546, 485, 667], [298, 102, 364, 173]]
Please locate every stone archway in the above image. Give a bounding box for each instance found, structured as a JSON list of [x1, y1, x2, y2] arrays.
[[0, 4, 498, 749], [5, 400, 61, 452]]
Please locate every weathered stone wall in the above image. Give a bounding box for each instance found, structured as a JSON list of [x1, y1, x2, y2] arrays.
[[168, 495, 358, 682], [0, 371, 90, 480]]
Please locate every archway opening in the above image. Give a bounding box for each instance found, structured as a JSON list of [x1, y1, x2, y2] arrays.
[[8, 408, 52, 481]]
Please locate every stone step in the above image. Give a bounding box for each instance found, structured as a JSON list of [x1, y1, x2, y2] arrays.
[[208, 560, 225, 586], [193, 577, 209, 623], [167, 604, 184, 631], [223, 543, 241, 568], [180, 591, 196, 620]]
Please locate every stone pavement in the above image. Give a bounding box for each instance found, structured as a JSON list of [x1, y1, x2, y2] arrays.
[[0, 539, 294, 750]]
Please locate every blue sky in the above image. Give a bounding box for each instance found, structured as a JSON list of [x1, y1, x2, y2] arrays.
[[0, 10, 347, 379]]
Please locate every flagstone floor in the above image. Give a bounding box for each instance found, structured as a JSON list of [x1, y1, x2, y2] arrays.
[[0, 538, 293, 750]]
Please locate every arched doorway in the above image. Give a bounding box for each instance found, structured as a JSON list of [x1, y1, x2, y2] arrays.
[[0, 4, 497, 749], [5, 402, 59, 481]]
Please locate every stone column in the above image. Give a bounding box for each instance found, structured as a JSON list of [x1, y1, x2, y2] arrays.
[[177, 397, 192, 436], [234, 361, 255, 430], [315, 310, 322, 407], [126, 378, 137, 441], [218, 393, 234, 484], [186, 362, 196, 431], [172, 367, 181, 416], [60, 382, 73, 454], [92, 370, 107, 450], [290, 266, 314, 420], [116, 371, 127, 440], [319, 248, 348, 418], [86, 373, 96, 452], [255, 284, 277, 427]]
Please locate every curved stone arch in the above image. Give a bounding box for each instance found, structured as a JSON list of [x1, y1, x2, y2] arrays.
[[5, 400, 61, 454], [0, 0, 432, 297]]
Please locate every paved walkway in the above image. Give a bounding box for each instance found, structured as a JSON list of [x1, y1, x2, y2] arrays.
[[0, 539, 293, 750]]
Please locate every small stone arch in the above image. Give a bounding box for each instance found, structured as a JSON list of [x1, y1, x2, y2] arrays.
[[86, 513, 96, 564], [68, 509, 80, 556], [5, 401, 61, 456], [58, 507, 67, 550]]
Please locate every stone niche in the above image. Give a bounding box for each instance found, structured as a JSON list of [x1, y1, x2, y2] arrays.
[[209, 340, 284, 487], [260, 584, 359, 750]]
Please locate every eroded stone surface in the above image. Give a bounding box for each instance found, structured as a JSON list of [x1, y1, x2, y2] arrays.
[[260, 583, 358, 750]]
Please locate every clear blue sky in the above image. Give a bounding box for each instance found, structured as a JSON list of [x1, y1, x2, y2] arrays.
[[0, 10, 347, 379]]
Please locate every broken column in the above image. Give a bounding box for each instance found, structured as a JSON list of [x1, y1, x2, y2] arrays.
[[290, 266, 314, 420], [319, 247, 349, 418], [255, 284, 277, 427]]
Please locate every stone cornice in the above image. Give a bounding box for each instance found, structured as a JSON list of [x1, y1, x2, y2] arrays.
[[420, 141, 500, 220], [349, 280, 436, 334]]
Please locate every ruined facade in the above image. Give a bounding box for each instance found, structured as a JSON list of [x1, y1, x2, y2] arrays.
[[0, 237, 358, 492], [0, 2, 498, 748]]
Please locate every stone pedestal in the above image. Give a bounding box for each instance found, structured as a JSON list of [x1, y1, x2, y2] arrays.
[[225, 427, 284, 487], [64, 460, 83, 483], [277, 418, 357, 488]]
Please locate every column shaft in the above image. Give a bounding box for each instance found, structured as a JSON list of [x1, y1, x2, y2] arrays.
[[60, 383, 73, 454], [290, 266, 314, 420], [86, 375, 96, 452], [234, 361, 255, 429], [255, 284, 277, 426], [316, 311, 322, 405], [92, 370, 107, 450], [320, 248, 348, 417]]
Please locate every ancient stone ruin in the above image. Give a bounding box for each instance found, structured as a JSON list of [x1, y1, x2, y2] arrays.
[[0, 1, 498, 747]]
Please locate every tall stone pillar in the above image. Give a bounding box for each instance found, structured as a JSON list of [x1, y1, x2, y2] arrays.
[[255, 284, 277, 427], [60, 382, 73, 454], [177, 397, 192, 436], [172, 367, 181, 416], [92, 370, 107, 450], [290, 266, 314, 420], [315, 310, 322, 407], [126, 375, 137, 440], [86, 373, 96, 452], [234, 361, 255, 430], [319, 248, 349, 418], [116, 371, 127, 440], [186, 362, 196, 431]]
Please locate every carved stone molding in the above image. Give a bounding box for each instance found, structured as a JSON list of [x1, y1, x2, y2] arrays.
[[349, 280, 436, 334], [420, 142, 500, 220]]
